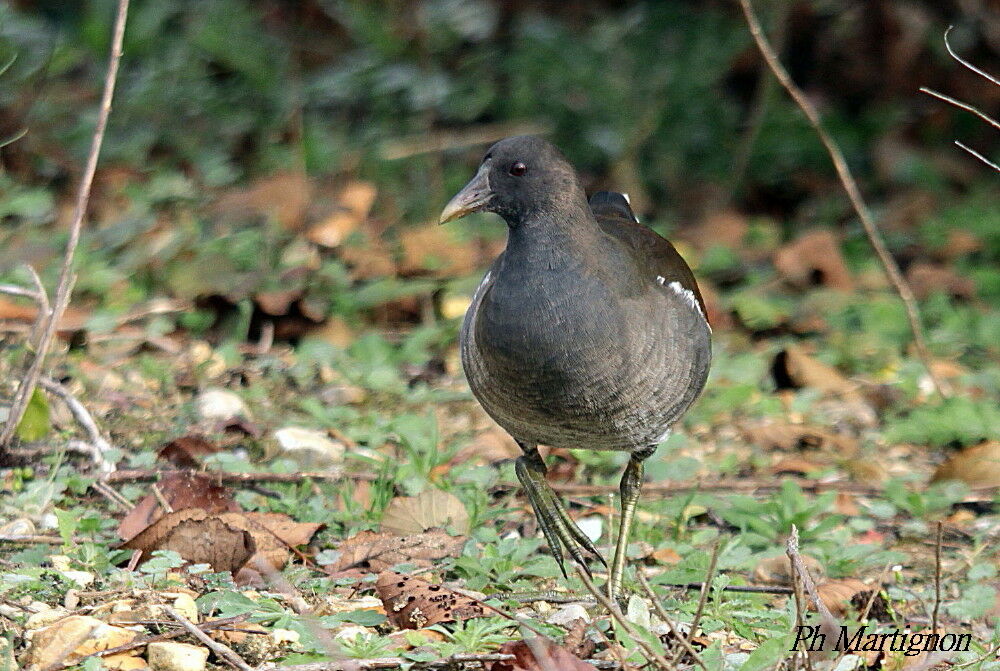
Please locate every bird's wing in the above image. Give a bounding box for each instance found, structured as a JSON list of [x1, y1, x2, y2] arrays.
[[588, 191, 708, 320]]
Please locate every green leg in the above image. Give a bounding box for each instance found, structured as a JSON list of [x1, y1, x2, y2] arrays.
[[515, 443, 606, 579], [608, 447, 654, 602]]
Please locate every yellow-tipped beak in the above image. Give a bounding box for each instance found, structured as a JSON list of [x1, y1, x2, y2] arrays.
[[439, 163, 492, 224]]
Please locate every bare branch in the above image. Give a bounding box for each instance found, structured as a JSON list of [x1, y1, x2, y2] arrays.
[[944, 25, 1000, 88], [920, 87, 1000, 131], [0, 0, 130, 450], [737, 0, 950, 398], [38, 377, 115, 476], [164, 606, 253, 671], [954, 141, 1000, 173]]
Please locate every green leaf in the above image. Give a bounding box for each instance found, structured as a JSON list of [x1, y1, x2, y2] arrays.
[[16, 388, 51, 442], [741, 635, 793, 671]]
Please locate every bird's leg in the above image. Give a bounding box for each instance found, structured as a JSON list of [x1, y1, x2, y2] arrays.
[[608, 446, 655, 602], [515, 443, 606, 578]]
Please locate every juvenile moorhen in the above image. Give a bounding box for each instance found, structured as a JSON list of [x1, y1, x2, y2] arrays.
[[440, 136, 711, 599]]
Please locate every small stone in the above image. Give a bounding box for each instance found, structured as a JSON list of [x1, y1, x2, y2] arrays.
[[333, 625, 371, 642], [273, 427, 345, 469], [163, 592, 199, 623], [104, 653, 149, 670], [27, 616, 136, 667], [25, 608, 69, 631], [547, 604, 591, 627], [196, 388, 248, 422], [271, 628, 300, 645], [147, 641, 209, 671]]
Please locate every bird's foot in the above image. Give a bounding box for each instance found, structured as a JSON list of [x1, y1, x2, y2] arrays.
[[515, 456, 606, 579]]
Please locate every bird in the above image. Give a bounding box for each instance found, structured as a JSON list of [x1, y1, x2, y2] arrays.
[[440, 136, 711, 600]]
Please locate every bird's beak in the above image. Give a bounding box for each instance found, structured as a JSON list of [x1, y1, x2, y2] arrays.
[[439, 163, 492, 224]]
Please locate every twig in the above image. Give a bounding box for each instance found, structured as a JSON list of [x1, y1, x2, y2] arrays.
[[0, 535, 67, 545], [932, 521, 942, 634], [0, 0, 130, 450], [786, 525, 838, 666], [662, 582, 793, 595], [256, 653, 559, 671], [0, 285, 42, 302], [24, 265, 51, 345], [919, 87, 1000, 131], [954, 141, 1000, 173], [574, 567, 675, 671], [38, 377, 115, 476], [737, 0, 950, 399], [150, 484, 174, 514], [70, 615, 250, 668], [91, 481, 134, 511], [636, 572, 707, 670], [164, 606, 253, 671], [105, 469, 345, 484], [943, 25, 1000, 88], [687, 539, 720, 651], [788, 538, 811, 671]]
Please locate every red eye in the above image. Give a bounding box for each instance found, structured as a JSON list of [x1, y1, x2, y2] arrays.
[[509, 161, 527, 177]]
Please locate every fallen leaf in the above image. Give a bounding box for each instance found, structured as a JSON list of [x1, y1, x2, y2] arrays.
[[754, 554, 825, 585], [255, 288, 303, 316], [815, 578, 876, 617], [376, 571, 486, 630], [307, 181, 378, 247], [211, 172, 312, 230], [772, 345, 859, 398], [120, 509, 256, 574], [741, 421, 858, 456], [906, 262, 976, 301], [26, 615, 137, 667], [382, 489, 470, 535], [397, 224, 480, 278], [157, 435, 220, 469], [118, 473, 239, 541], [931, 441, 1000, 488], [650, 547, 682, 564], [327, 529, 466, 573], [773, 229, 854, 291], [681, 209, 748, 252], [339, 234, 397, 280], [489, 637, 599, 671], [243, 512, 325, 549]]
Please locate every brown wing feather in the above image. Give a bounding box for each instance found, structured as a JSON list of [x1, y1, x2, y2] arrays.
[[589, 192, 707, 316]]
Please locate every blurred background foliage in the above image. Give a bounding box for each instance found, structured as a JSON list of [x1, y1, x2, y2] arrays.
[[1, 0, 999, 445]]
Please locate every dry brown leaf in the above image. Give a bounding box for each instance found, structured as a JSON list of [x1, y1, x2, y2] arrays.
[[906, 262, 976, 301], [157, 435, 221, 469], [754, 554, 825, 585], [0, 298, 91, 332], [120, 509, 256, 574], [26, 615, 137, 667], [375, 571, 486, 630], [307, 181, 378, 247], [211, 172, 312, 230], [242, 512, 325, 549], [815, 578, 877, 617], [741, 421, 858, 456], [382, 489, 470, 535], [255, 288, 303, 316], [118, 473, 239, 541], [773, 229, 854, 291], [931, 441, 1000, 488], [680, 209, 748, 252], [339, 235, 397, 280], [773, 345, 859, 398], [397, 224, 480, 278], [650, 547, 682, 564], [488, 637, 599, 671], [771, 457, 825, 475], [328, 529, 466, 573]]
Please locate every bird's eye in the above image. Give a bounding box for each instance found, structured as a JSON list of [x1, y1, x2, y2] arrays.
[[509, 161, 527, 177]]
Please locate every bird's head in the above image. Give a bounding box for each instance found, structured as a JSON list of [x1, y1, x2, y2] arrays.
[[439, 136, 585, 227]]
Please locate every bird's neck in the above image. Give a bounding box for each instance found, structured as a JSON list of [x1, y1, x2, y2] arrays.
[[501, 203, 602, 272]]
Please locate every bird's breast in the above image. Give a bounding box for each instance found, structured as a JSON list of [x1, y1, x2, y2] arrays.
[[462, 266, 710, 451]]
